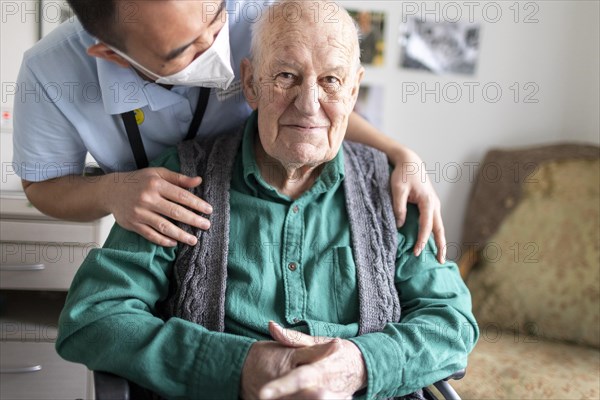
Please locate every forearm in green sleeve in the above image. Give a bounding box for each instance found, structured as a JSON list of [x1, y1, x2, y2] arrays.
[[56, 226, 255, 398], [58, 313, 254, 398], [350, 265, 479, 399]]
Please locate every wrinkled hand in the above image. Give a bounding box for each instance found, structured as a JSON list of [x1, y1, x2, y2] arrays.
[[257, 322, 366, 400], [107, 167, 212, 247], [390, 148, 446, 264], [241, 325, 338, 400]]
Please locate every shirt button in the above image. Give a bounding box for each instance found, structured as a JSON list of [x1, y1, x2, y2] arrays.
[[293, 318, 300, 323], [292, 205, 299, 213], [288, 262, 297, 271]]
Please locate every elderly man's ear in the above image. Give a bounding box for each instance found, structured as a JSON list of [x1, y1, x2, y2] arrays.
[[351, 66, 366, 104], [241, 58, 259, 110]]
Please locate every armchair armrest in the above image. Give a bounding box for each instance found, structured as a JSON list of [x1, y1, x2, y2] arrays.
[[93, 371, 130, 400]]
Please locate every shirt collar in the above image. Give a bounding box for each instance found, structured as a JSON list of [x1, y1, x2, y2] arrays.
[[241, 110, 345, 201], [97, 57, 190, 115]]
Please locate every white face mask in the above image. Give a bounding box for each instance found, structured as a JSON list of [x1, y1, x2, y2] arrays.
[[108, 19, 234, 89]]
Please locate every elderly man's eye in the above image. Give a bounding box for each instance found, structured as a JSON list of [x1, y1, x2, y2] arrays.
[[321, 76, 341, 94], [275, 72, 297, 88]]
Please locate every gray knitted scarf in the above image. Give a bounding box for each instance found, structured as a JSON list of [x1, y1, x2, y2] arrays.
[[161, 126, 401, 335]]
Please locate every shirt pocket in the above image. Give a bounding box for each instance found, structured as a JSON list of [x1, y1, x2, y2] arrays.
[[332, 246, 359, 323]]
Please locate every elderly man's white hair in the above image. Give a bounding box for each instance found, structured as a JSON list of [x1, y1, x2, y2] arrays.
[[249, 0, 361, 70]]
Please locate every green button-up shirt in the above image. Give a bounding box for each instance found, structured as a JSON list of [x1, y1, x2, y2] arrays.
[[57, 114, 478, 399], [227, 116, 360, 339]]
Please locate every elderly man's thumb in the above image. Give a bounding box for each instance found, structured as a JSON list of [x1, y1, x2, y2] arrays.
[[268, 320, 337, 349]]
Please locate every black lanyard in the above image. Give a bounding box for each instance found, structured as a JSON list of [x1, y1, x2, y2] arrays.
[[121, 87, 211, 169]]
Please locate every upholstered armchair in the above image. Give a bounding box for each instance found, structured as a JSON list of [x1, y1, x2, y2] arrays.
[[453, 143, 599, 399]]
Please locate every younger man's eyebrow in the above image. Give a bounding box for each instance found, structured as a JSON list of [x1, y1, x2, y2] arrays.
[[164, 0, 226, 61]]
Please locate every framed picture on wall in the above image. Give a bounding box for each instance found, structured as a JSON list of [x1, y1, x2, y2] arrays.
[[347, 10, 386, 67], [39, 0, 74, 38], [399, 17, 481, 76]]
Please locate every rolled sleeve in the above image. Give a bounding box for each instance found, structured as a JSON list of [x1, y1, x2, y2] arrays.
[[350, 332, 403, 399], [193, 330, 255, 398]]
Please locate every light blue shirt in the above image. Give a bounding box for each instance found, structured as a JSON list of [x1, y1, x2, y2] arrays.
[[12, 0, 260, 180]]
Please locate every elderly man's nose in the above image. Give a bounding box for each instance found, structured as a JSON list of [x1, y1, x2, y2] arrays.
[[294, 81, 321, 115]]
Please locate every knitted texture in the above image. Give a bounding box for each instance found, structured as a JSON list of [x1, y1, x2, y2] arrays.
[[342, 141, 401, 334], [161, 132, 243, 331], [163, 128, 400, 335]]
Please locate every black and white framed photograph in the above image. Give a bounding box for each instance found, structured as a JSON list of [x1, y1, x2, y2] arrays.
[[399, 17, 481, 75]]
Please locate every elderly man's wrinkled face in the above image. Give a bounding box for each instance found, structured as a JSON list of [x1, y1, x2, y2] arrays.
[[242, 17, 363, 169]]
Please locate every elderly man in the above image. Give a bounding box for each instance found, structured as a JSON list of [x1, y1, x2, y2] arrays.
[[56, 1, 478, 398]]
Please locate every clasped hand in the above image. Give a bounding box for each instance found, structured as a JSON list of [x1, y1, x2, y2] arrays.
[[241, 321, 366, 400]]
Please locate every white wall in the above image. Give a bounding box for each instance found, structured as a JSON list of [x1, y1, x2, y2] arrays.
[[1, 1, 39, 107], [341, 0, 600, 256], [1, 0, 40, 191], [2, 1, 599, 253], [563, 2, 600, 144]]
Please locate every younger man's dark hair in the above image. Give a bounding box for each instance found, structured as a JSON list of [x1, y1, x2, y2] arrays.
[[67, 0, 125, 50]]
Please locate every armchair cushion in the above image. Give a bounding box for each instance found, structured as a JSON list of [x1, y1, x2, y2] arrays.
[[467, 158, 600, 348], [452, 334, 600, 399]]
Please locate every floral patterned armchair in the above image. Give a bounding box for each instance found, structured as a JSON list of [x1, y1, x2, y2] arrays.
[[453, 143, 599, 399]]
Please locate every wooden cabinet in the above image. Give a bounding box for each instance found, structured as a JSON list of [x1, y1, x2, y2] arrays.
[[0, 191, 114, 399]]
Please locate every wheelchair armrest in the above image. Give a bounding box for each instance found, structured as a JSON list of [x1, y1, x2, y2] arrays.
[[444, 368, 466, 381], [432, 369, 467, 400], [93, 371, 130, 400]]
